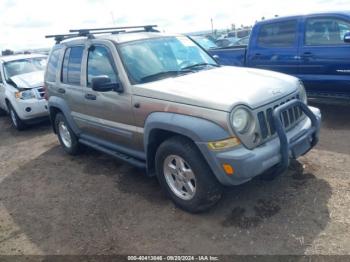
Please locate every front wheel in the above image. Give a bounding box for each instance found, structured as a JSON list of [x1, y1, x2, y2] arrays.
[[8, 104, 26, 130], [155, 136, 223, 213], [54, 113, 81, 155], [0, 107, 7, 116]]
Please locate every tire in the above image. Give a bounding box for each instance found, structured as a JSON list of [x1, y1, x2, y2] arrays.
[[54, 113, 81, 155], [8, 104, 26, 130], [155, 136, 223, 213], [0, 107, 7, 116]]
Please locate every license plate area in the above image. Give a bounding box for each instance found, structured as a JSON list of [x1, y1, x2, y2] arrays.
[[290, 136, 312, 159]]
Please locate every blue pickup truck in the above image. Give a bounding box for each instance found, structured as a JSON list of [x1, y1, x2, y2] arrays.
[[208, 12, 350, 99]]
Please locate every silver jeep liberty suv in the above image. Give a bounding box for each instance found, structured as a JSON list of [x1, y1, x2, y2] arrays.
[[45, 25, 321, 213]]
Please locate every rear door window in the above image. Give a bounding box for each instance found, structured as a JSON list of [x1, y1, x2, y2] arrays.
[[258, 20, 297, 47], [61, 46, 84, 85]]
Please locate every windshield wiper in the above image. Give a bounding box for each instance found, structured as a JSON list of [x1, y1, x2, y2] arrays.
[[181, 63, 219, 70], [140, 70, 191, 83]]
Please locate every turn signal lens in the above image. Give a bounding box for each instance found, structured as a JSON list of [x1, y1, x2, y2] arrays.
[[223, 164, 235, 176], [208, 137, 241, 151]]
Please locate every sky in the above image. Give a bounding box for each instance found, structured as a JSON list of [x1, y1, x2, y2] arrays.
[[0, 0, 349, 51]]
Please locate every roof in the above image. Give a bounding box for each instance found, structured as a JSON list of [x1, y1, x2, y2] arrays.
[[257, 11, 350, 24], [0, 53, 47, 63], [60, 31, 178, 45], [100, 32, 178, 44]]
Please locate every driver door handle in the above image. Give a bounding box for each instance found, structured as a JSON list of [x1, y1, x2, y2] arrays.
[[85, 93, 97, 100], [253, 53, 262, 60], [301, 52, 313, 58], [57, 88, 66, 94]]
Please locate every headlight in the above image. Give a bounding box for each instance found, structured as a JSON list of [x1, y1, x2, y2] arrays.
[[15, 90, 36, 100], [231, 108, 251, 133], [299, 81, 307, 104]]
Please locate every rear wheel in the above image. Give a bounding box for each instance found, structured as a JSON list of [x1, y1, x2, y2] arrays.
[[155, 136, 223, 213], [54, 113, 80, 155], [8, 104, 26, 130]]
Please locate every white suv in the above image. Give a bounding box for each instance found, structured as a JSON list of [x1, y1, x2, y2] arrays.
[[0, 54, 49, 130]]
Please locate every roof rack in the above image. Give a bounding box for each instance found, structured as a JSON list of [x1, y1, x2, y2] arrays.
[[45, 25, 159, 44], [45, 33, 81, 44], [69, 25, 158, 34]]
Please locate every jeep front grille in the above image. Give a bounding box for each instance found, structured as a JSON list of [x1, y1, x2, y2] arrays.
[[257, 95, 304, 140]]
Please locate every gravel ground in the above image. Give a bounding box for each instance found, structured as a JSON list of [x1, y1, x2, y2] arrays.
[[0, 100, 349, 255]]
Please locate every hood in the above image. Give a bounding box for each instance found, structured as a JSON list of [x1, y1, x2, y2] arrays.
[[133, 66, 299, 111], [10, 71, 44, 89]]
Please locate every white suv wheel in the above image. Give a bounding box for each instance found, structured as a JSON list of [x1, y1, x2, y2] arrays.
[[10, 109, 18, 127]]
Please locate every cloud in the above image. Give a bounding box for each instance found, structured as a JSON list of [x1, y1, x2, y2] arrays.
[[4, 0, 16, 8], [0, 0, 349, 51], [6, 18, 52, 28], [182, 15, 195, 22]]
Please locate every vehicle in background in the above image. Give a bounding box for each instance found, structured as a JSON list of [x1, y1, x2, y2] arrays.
[[45, 25, 320, 213], [190, 35, 219, 50], [209, 12, 350, 99], [0, 54, 48, 130], [215, 37, 239, 48], [234, 36, 250, 46], [227, 28, 251, 39]]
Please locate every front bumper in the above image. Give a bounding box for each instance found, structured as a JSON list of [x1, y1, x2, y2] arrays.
[[13, 98, 49, 120], [196, 102, 321, 186]]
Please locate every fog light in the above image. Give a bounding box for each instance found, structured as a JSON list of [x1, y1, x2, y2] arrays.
[[25, 107, 32, 112], [223, 164, 234, 176]]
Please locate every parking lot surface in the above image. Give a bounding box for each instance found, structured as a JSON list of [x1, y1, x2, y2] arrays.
[[0, 101, 349, 255]]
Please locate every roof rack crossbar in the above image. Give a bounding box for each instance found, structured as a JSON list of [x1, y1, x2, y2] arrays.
[[45, 33, 79, 39], [45, 33, 81, 44], [69, 25, 158, 33], [83, 29, 126, 35], [46, 25, 159, 43], [45, 29, 128, 44]]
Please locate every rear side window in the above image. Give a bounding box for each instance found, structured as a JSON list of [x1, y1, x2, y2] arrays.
[[61, 46, 84, 85], [46, 48, 61, 82], [305, 17, 350, 45], [258, 20, 297, 47], [0, 67, 3, 83]]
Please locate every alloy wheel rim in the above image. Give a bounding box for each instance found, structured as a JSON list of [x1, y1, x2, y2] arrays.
[[163, 155, 197, 201], [58, 121, 72, 148]]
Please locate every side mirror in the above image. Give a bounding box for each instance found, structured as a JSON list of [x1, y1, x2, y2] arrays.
[[212, 54, 220, 63], [91, 76, 123, 93], [344, 32, 350, 43]]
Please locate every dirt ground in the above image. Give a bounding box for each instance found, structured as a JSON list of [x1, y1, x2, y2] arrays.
[[0, 100, 349, 255]]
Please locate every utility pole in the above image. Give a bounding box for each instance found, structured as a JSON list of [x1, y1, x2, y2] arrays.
[[111, 12, 116, 25], [211, 18, 214, 36]]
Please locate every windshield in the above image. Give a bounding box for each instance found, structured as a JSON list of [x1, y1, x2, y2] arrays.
[[192, 36, 218, 50], [4, 57, 47, 80], [118, 36, 218, 84]]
